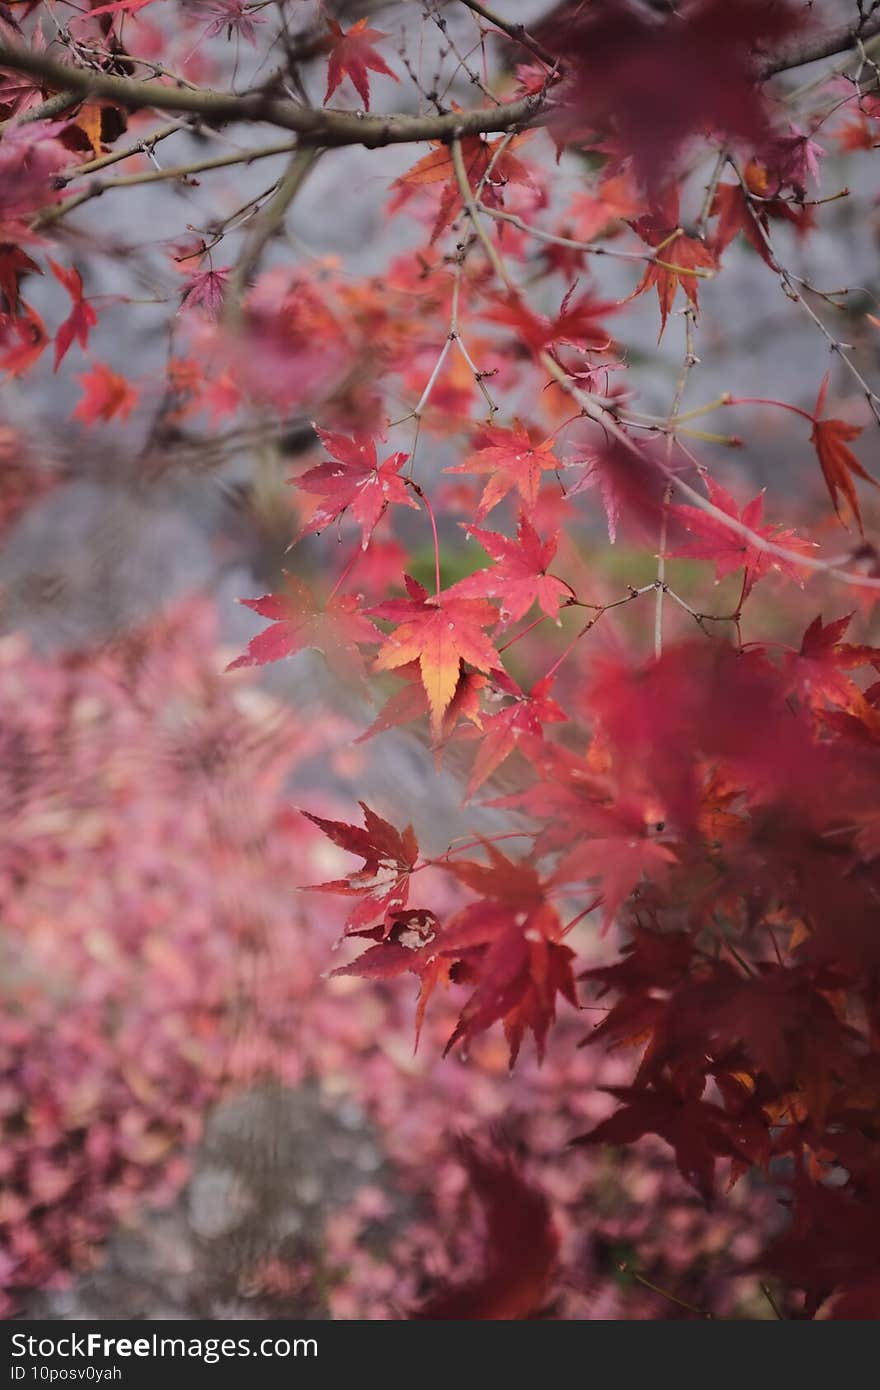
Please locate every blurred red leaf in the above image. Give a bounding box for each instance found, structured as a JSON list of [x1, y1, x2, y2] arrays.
[[72, 363, 138, 423], [555, 0, 798, 188], [227, 574, 378, 681], [48, 260, 97, 369], [413, 1141, 559, 1319]]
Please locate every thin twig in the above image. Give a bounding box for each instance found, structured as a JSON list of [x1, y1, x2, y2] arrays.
[[456, 0, 560, 69], [657, 307, 698, 655], [479, 205, 718, 278], [728, 156, 880, 422], [33, 139, 300, 229]]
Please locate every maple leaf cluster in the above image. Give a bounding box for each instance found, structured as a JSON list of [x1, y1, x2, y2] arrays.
[[302, 626, 880, 1317]]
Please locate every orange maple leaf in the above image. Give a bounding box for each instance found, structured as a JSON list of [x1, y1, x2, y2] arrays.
[[370, 575, 502, 735], [567, 171, 640, 241], [390, 132, 532, 243], [73, 363, 138, 423]]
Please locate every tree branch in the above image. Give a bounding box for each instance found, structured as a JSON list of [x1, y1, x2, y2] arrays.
[[0, 41, 546, 147], [1, 5, 877, 158], [761, 11, 880, 76], [228, 145, 321, 301]]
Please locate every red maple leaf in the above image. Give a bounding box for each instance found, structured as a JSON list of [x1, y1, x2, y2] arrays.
[[294, 428, 416, 550], [0, 120, 71, 228], [301, 800, 419, 932], [573, 1081, 749, 1203], [760, 1177, 880, 1316], [370, 575, 502, 736], [412, 1141, 559, 1320], [784, 613, 880, 711], [583, 926, 695, 997], [640, 963, 857, 1097], [666, 476, 815, 598], [323, 18, 399, 111], [630, 194, 717, 339], [441, 845, 577, 1063], [711, 162, 814, 262], [73, 363, 138, 423], [710, 161, 778, 264], [464, 675, 565, 799], [446, 513, 570, 626], [485, 285, 614, 360], [810, 374, 877, 533], [332, 907, 448, 1040], [202, 0, 265, 44], [444, 423, 560, 521], [0, 301, 47, 377], [227, 573, 378, 682], [553, 802, 678, 934], [566, 170, 641, 242], [49, 260, 97, 369], [178, 266, 231, 320], [572, 436, 679, 547]]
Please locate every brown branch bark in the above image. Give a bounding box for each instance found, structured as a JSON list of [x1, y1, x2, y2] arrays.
[[0, 41, 545, 147], [760, 10, 880, 76]]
